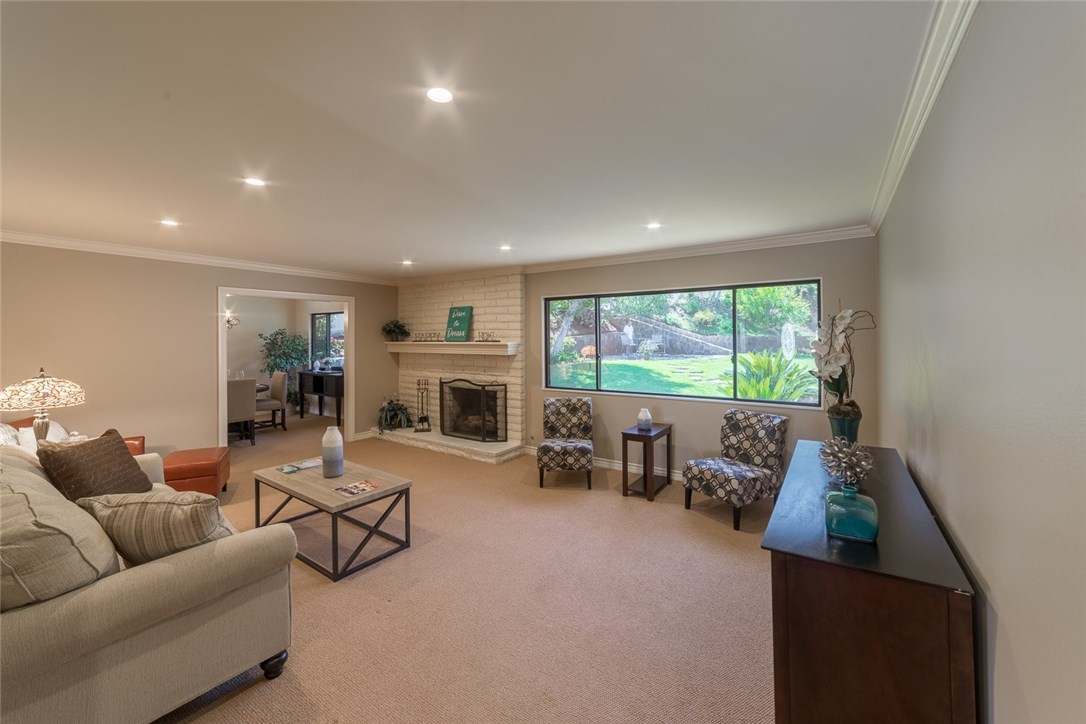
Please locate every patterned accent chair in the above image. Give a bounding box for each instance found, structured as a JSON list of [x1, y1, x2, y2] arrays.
[[537, 397, 594, 489], [682, 408, 789, 530]]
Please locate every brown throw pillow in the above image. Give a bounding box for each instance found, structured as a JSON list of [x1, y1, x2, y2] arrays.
[[37, 429, 152, 501]]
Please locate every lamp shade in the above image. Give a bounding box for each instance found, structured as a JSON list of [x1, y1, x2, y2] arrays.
[[0, 368, 86, 412]]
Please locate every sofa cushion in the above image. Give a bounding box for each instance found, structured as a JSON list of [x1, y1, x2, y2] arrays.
[[0, 423, 18, 447], [0, 461, 59, 499], [77, 491, 236, 565], [37, 429, 152, 501], [0, 478, 119, 612], [1, 443, 47, 476]]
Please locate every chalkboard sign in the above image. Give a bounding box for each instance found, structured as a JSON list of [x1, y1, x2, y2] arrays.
[[445, 306, 473, 341]]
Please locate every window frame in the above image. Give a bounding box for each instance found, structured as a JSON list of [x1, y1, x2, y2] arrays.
[[310, 311, 345, 366], [543, 279, 822, 408]]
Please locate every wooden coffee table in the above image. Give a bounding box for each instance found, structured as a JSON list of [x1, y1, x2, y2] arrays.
[[253, 460, 411, 581]]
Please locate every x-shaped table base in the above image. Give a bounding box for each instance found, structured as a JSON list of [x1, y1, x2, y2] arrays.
[[255, 481, 411, 581]]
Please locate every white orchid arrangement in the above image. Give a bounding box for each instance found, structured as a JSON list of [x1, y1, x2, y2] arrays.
[[810, 308, 876, 415]]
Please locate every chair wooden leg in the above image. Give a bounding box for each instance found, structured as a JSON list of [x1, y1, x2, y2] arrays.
[[539, 468, 544, 488], [586, 470, 592, 489], [249, 421, 255, 446], [684, 487, 692, 509], [280, 410, 288, 431], [733, 506, 741, 531]]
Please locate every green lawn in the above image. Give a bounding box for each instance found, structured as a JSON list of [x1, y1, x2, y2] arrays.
[[550, 353, 817, 401]]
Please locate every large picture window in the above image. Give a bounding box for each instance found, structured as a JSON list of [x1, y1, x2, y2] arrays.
[[545, 281, 820, 405], [311, 312, 345, 367]]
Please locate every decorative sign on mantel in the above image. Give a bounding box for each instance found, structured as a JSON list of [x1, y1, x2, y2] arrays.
[[445, 306, 473, 342]]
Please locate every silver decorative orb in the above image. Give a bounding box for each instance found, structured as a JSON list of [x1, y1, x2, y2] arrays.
[[818, 437, 875, 486]]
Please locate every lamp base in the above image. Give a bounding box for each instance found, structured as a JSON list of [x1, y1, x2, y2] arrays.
[[33, 413, 51, 441]]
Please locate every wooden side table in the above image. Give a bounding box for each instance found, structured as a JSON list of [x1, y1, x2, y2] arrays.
[[621, 423, 673, 501]]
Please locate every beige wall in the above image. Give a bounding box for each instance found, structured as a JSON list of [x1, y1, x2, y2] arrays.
[[225, 295, 296, 383], [0, 243, 398, 450], [525, 235, 879, 467], [878, 3, 1086, 721]]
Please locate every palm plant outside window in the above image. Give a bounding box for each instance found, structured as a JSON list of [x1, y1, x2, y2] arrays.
[[545, 281, 820, 405]]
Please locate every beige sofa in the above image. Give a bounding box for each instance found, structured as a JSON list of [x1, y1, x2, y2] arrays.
[[0, 444, 298, 724]]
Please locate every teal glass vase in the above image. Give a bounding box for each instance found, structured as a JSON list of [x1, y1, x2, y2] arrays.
[[825, 485, 878, 542]]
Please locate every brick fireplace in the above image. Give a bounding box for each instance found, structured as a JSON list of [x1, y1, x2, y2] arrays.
[[390, 272, 526, 460]]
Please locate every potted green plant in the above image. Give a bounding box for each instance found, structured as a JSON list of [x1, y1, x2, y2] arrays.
[[258, 329, 309, 408], [377, 397, 413, 432], [381, 319, 410, 342]]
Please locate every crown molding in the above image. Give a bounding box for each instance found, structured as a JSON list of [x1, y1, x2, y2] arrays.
[[523, 225, 875, 275], [0, 229, 396, 286], [0, 225, 874, 288], [869, 0, 979, 231], [396, 264, 527, 286]]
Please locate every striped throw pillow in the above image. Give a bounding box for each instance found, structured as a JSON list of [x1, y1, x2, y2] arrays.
[[77, 491, 235, 565]]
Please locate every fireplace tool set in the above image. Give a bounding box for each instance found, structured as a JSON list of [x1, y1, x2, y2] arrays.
[[414, 379, 432, 432]]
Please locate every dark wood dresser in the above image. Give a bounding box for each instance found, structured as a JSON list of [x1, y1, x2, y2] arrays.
[[761, 440, 976, 723]]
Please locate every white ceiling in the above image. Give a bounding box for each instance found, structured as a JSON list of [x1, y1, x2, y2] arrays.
[[1, 1, 936, 283]]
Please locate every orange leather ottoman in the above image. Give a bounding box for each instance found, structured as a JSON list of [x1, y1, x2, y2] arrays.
[[163, 446, 230, 496]]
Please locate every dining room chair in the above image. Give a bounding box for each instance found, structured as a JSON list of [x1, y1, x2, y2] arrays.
[[255, 371, 288, 432], [227, 378, 257, 445]]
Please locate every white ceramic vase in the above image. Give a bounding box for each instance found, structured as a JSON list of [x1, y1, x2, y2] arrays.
[[322, 426, 344, 478]]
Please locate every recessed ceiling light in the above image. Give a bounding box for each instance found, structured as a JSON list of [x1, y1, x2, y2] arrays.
[[160, 219, 180, 227], [402, 260, 414, 266], [646, 222, 662, 230], [426, 87, 453, 103], [499, 244, 512, 251], [243, 177, 266, 187]]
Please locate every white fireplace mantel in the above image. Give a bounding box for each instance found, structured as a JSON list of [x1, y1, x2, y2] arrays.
[[385, 341, 521, 356]]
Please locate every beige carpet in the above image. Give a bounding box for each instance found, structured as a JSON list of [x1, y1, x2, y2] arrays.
[[159, 415, 776, 723]]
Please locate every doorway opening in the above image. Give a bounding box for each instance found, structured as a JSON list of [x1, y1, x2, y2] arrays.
[[217, 287, 355, 445]]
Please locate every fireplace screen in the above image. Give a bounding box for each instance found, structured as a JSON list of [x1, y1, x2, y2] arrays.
[[440, 379, 507, 443]]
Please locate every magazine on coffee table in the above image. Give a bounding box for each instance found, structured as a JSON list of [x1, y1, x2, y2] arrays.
[[334, 479, 382, 497], [275, 457, 321, 474]]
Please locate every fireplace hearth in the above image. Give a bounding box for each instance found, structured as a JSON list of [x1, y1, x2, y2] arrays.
[[440, 379, 507, 443]]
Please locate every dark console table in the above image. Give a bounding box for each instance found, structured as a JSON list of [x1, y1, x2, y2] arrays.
[[762, 440, 976, 723], [297, 371, 344, 427], [620, 423, 672, 502]]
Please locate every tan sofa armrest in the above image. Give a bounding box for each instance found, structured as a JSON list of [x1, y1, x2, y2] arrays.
[[0, 524, 297, 681], [134, 452, 165, 484]]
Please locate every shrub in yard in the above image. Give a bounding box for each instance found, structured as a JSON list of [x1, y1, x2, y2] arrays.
[[692, 310, 718, 330], [580, 345, 597, 358], [737, 350, 817, 402], [637, 339, 660, 359], [554, 337, 580, 364]]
